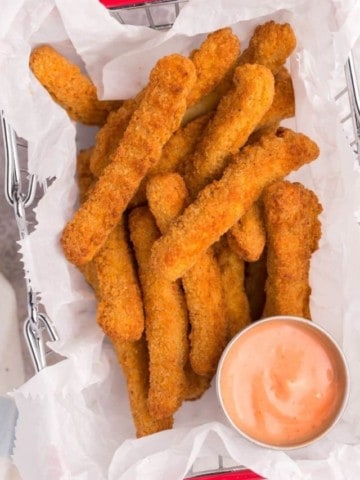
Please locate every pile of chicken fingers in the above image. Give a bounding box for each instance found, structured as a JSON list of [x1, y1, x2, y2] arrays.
[[31, 21, 323, 437]]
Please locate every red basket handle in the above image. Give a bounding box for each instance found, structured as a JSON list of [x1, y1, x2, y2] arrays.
[[100, 0, 159, 7]]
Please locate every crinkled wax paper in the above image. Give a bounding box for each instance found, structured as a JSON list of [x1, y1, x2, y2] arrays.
[[0, 0, 360, 478]]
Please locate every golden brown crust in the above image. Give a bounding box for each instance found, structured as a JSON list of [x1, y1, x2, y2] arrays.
[[187, 28, 241, 107], [262, 181, 322, 319], [61, 54, 197, 266], [227, 203, 266, 262], [184, 64, 275, 196], [90, 95, 143, 177], [150, 129, 320, 281], [238, 21, 296, 74], [259, 66, 295, 128], [128, 207, 188, 419], [113, 338, 173, 437], [93, 218, 144, 341], [183, 249, 227, 377], [130, 113, 210, 207], [146, 173, 190, 232], [150, 114, 211, 179], [29, 45, 120, 125], [215, 237, 252, 340], [147, 173, 227, 378]]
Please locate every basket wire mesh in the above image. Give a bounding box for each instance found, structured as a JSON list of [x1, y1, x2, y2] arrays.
[[1, 1, 359, 478]]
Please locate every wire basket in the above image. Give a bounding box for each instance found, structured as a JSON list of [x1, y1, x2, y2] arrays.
[[1, 1, 359, 478]]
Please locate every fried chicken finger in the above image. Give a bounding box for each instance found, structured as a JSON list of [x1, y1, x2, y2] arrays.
[[61, 54, 196, 266], [238, 21, 296, 74], [147, 173, 227, 378], [75, 147, 145, 341], [215, 237, 251, 340], [29, 45, 120, 125], [184, 64, 275, 196], [150, 128, 320, 281], [129, 207, 188, 419], [259, 66, 295, 128], [93, 218, 144, 341], [188, 27, 240, 107], [262, 181, 322, 319], [113, 338, 173, 437]]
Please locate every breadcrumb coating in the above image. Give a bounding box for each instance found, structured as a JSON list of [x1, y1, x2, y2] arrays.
[[238, 21, 296, 74], [113, 338, 173, 437], [184, 64, 275, 196], [150, 129, 320, 281], [129, 207, 188, 419], [94, 218, 144, 341], [262, 181, 322, 319], [147, 173, 227, 377], [29, 45, 120, 125], [61, 54, 196, 266], [215, 237, 251, 340]]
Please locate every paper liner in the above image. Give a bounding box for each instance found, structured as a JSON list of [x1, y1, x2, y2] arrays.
[[0, 0, 360, 478]]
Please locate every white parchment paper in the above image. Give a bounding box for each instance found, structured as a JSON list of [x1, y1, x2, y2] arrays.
[[1, 0, 360, 478]]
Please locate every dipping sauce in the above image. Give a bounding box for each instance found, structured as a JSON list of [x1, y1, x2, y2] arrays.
[[217, 317, 348, 448]]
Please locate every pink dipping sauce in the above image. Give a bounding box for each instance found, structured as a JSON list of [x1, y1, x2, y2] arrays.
[[218, 317, 348, 448]]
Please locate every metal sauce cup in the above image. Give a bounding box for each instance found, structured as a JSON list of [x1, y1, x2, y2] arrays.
[[216, 316, 350, 450]]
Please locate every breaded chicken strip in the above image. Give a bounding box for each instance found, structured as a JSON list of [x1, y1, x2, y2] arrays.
[[262, 181, 322, 319], [184, 64, 275, 196], [129, 207, 188, 419], [29, 45, 120, 125], [150, 129, 320, 281], [227, 203, 266, 262], [90, 95, 142, 177], [239, 21, 296, 74], [130, 113, 211, 207], [245, 250, 268, 322], [61, 54, 196, 266], [215, 237, 251, 340], [186, 28, 240, 108], [93, 218, 144, 341], [228, 69, 294, 259], [146, 173, 227, 378], [113, 338, 173, 437], [76, 150, 144, 341], [259, 66, 295, 128]]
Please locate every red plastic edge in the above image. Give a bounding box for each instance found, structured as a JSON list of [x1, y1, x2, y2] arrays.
[[187, 470, 264, 480], [99, 0, 158, 7]]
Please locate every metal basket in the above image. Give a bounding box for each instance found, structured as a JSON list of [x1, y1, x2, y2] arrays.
[[1, 1, 359, 478]]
